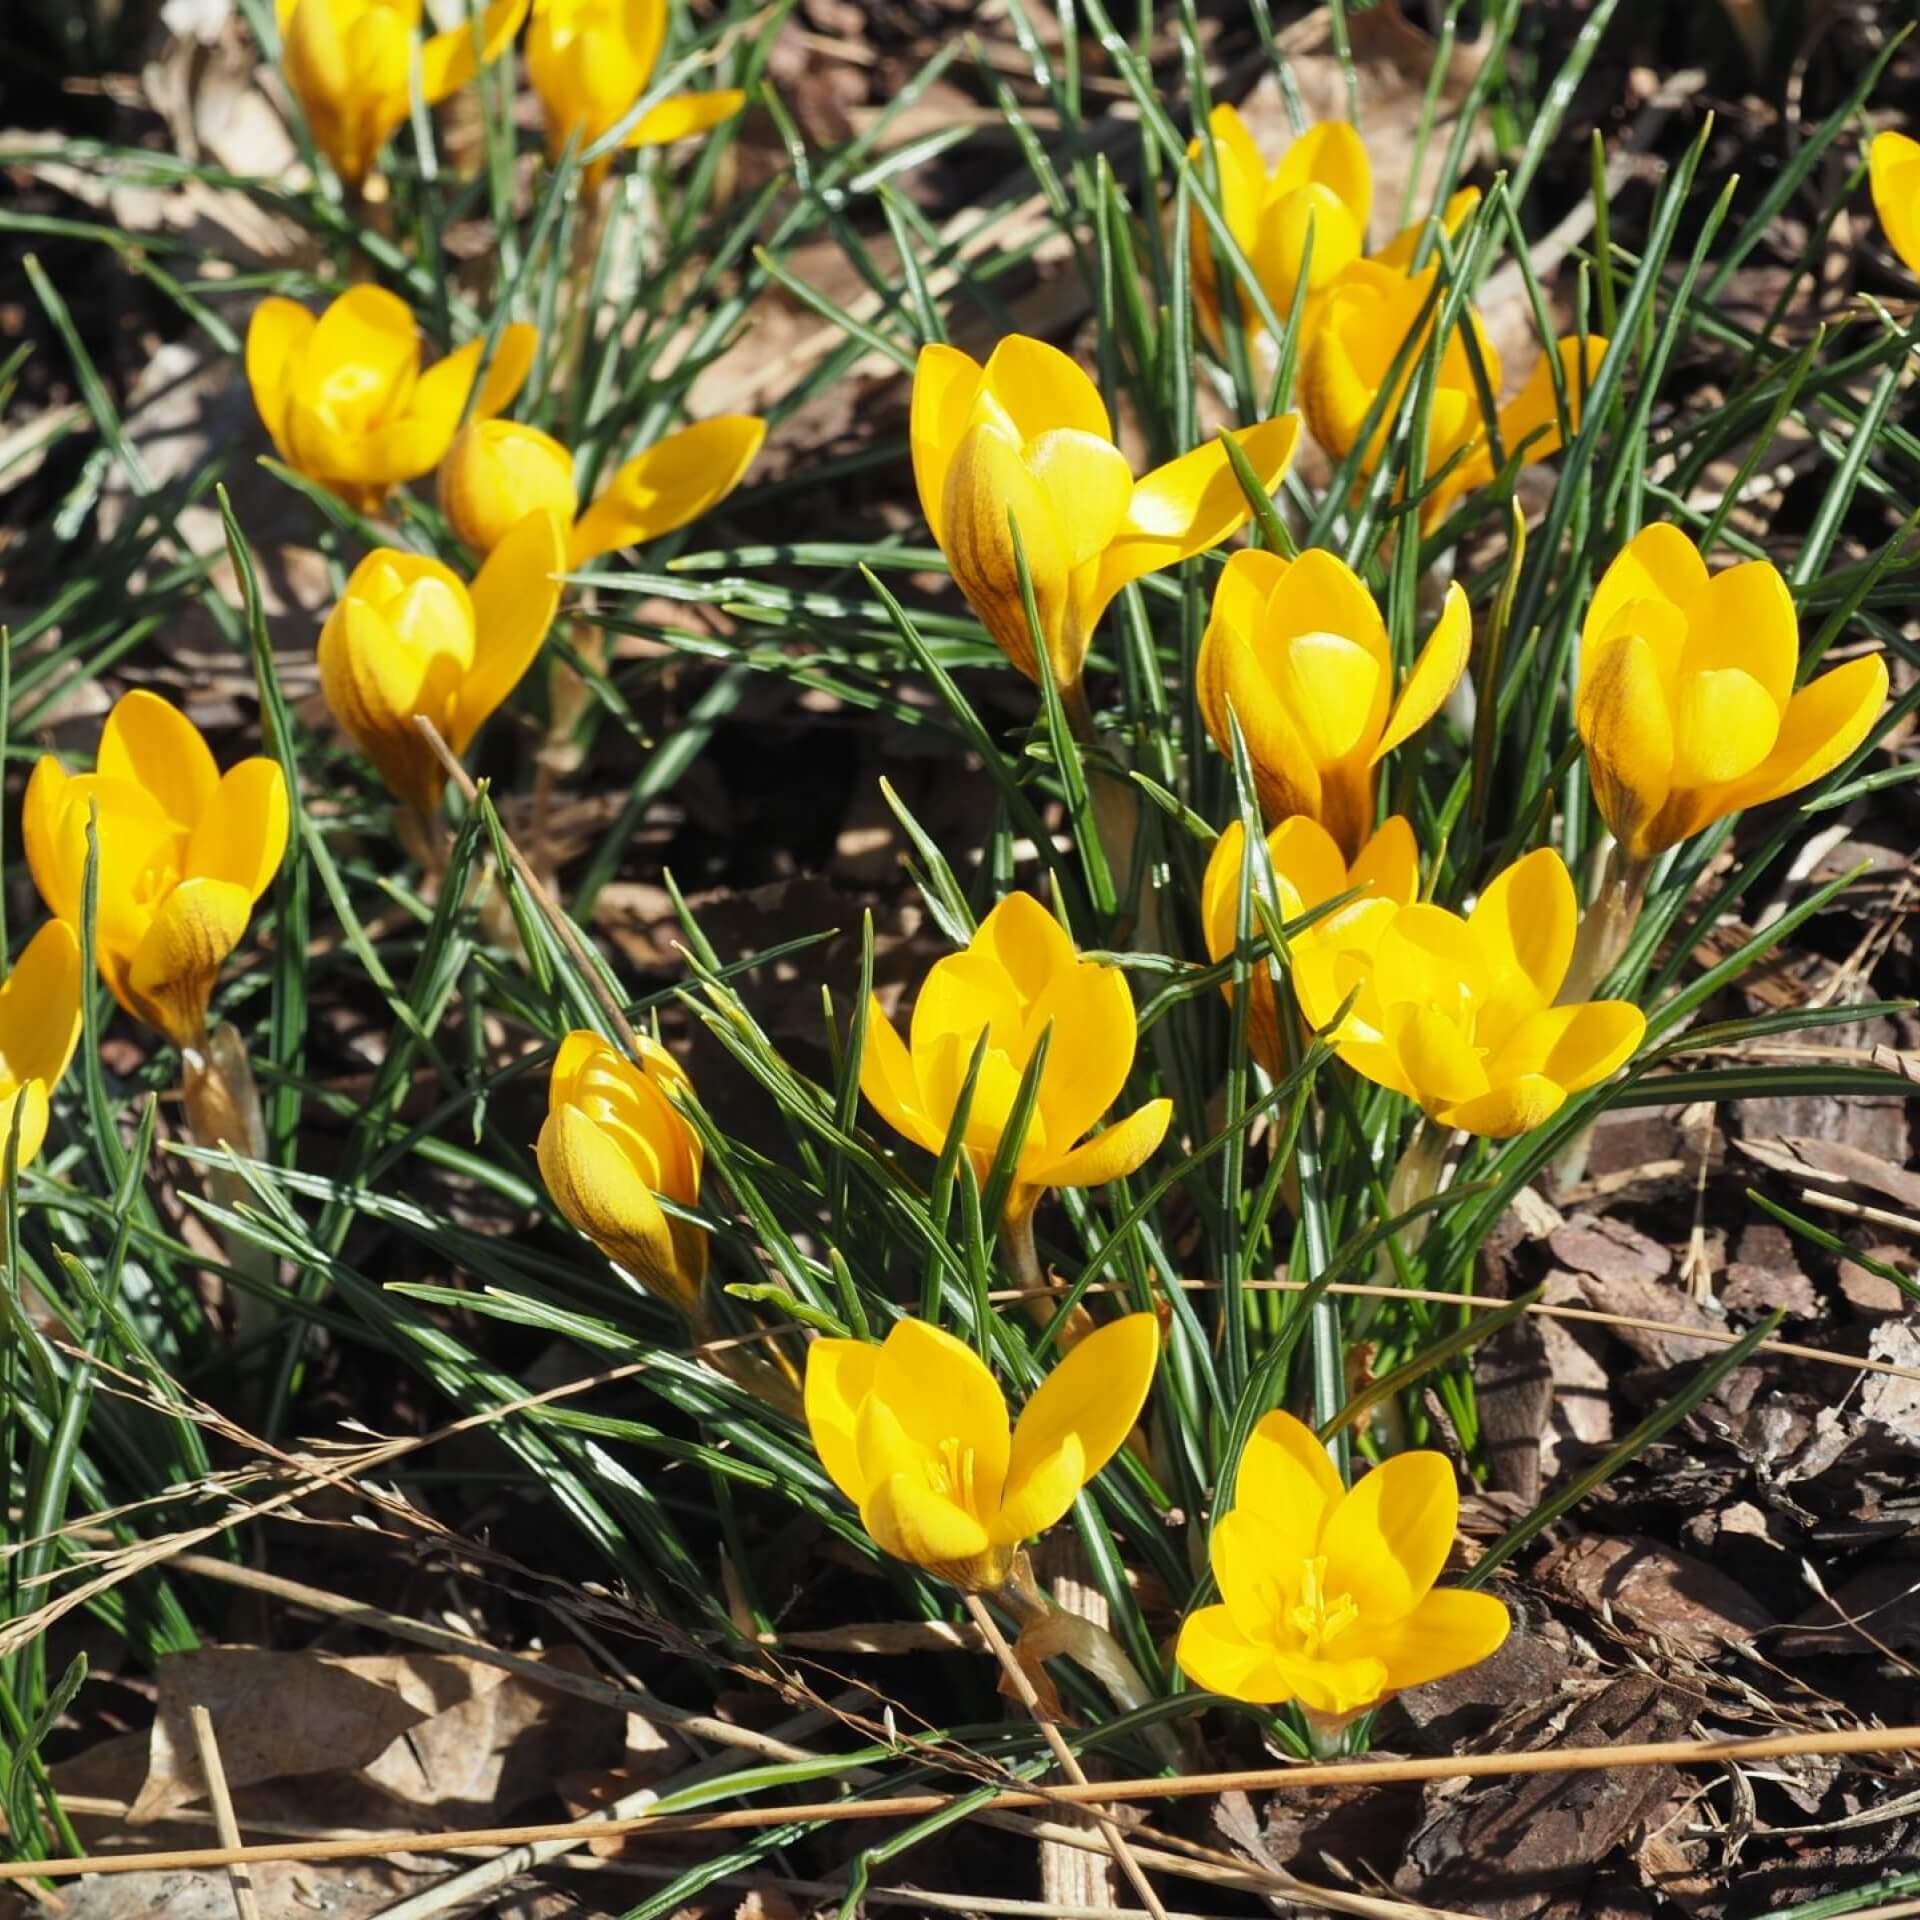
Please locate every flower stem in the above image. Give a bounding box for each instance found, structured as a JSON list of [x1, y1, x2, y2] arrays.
[[1561, 844, 1652, 1005], [180, 1024, 277, 1344]]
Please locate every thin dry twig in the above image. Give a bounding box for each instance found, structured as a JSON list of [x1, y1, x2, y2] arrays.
[[188, 1705, 261, 1920]]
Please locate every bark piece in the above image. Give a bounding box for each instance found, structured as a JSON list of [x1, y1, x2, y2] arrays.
[[1535, 1534, 1775, 1662]]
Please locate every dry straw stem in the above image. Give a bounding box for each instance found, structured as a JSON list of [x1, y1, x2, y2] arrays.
[[12, 1723, 1917, 1882], [187, 1705, 261, 1920]]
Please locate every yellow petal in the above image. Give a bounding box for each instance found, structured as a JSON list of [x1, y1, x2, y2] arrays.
[[1467, 845, 1575, 1018], [859, 995, 939, 1154], [1733, 653, 1889, 812], [0, 1082, 51, 1178], [1209, 1505, 1283, 1638], [420, 0, 529, 101], [1265, 1647, 1393, 1717], [1495, 334, 1606, 464], [1437, 1074, 1565, 1139], [0, 921, 84, 1091], [1266, 814, 1349, 915], [1175, 1603, 1294, 1703], [569, 414, 765, 566], [186, 760, 289, 905], [1677, 557, 1798, 716], [804, 1337, 881, 1506], [98, 689, 220, 830], [454, 508, 567, 753], [1384, 1002, 1487, 1113], [318, 596, 448, 816], [1200, 819, 1249, 966], [1320, 1448, 1457, 1625], [626, 87, 746, 145], [1270, 120, 1372, 231], [127, 876, 253, 1050], [911, 342, 984, 546], [1001, 1312, 1158, 1540], [1023, 429, 1134, 572], [244, 296, 317, 458], [537, 1103, 687, 1305], [1253, 183, 1362, 310], [1342, 1586, 1511, 1693], [1235, 1408, 1345, 1544], [863, 1471, 993, 1579], [976, 334, 1111, 446], [1348, 814, 1419, 910], [1276, 628, 1382, 768], [1372, 185, 1480, 272], [1870, 129, 1920, 279], [1373, 580, 1470, 764], [442, 420, 580, 557], [1671, 666, 1780, 790], [1204, 101, 1266, 196], [1582, 523, 1706, 659], [1372, 902, 1486, 1017], [304, 285, 420, 421], [1486, 999, 1645, 1095], [1577, 631, 1674, 858], [1261, 546, 1390, 673], [1030, 1098, 1171, 1190], [869, 1317, 1011, 1518]]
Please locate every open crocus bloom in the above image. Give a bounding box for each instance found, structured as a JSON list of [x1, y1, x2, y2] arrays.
[[1301, 259, 1604, 529], [441, 414, 765, 566], [527, 0, 746, 187], [805, 1312, 1160, 1591], [0, 923, 85, 1177], [912, 335, 1300, 692], [24, 694, 289, 1052], [1577, 525, 1889, 862], [278, 0, 528, 188], [318, 510, 566, 817], [247, 287, 537, 512], [1177, 1409, 1509, 1714], [1196, 547, 1470, 857], [1870, 130, 1920, 279], [1202, 814, 1418, 1076], [1292, 847, 1645, 1138], [537, 1030, 706, 1313], [861, 892, 1172, 1224]]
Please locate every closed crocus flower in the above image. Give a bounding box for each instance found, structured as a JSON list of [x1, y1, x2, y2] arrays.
[[527, 0, 745, 188], [1293, 847, 1645, 1139], [912, 335, 1300, 694], [1302, 260, 1604, 528], [1196, 547, 1470, 857], [1577, 525, 1890, 862], [23, 694, 288, 1053], [441, 414, 764, 566], [318, 510, 566, 818], [1201, 814, 1417, 1076], [1176, 1409, 1508, 1716], [537, 1029, 706, 1312], [861, 892, 1172, 1225], [1870, 130, 1920, 278], [805, 1311, 1159, 1592], [278, 0, 528, 188], [247, 287, 538, 512], [0, 922, 85, 1177]]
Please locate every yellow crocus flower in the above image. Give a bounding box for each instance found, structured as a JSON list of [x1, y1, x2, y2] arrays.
[[527, 0, 745, 188], [1302, 259, 1603, 528], [440, 414, 765, 565], [805, 1311, 1160, 1591], [1201, 813, 1417, 1076], [0, 923, 85, 1177], [317, 509, 567, 817], [1196, 547, 1470, 857], [1176, 1409, 1508, 1715], [1870, 130, 1920, 278], [911, 335, 1300, 694], [247, 288, 538, 513], [23, 694, 289, 1053], [278, 0, 528, 188], [861, 892, 1171, 1225], [1292, 847, 1645, 1138], [537, 1029, 706, 1312], [1577, 525, 1890, 862]]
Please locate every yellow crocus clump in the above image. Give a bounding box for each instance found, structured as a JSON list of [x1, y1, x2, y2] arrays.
[[1302, 259, 1603, 528], [247, 288, 537, 513], [537, 1030, 707, 1312], [1177, 1410, 1508, 1715], [278, 0, 528, 188], [1196, 548, 1470, 857], [0, 923, 85, 1177], [1870, 130, 1920, 278], [440, 414, 765, 565], [23, 693, 289, 1053], [1577, 525, 1889, 862], [527, 0, 746, 187], [861, 892, 1171, 1226], [318, 510, 566, 817], [911, 335, 1300, 695], [1201, 814, 1417, 1076], [805, 1312, 1160, 1592], [1293, 847, 1645, 1138]]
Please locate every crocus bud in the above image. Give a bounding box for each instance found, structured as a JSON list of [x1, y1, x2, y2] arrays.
[[441, 421, 580, 557], [1870, 130, 1920, 279], [317, 509, 566, 817], [912, 335, 1299, 692], [537, 1030, 707, 1312], [23, 694, 288, 1052], [279, 0, 529, 189], [527, 0, 745, 188], [1577, 525, 1889, 860], [805, 1312, 1160, 1592], [0, 922, 84, 1177], [1196, 547, 1470, 856], [1292, 847, 1646, 1139], [247, 287, 537, 512]]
